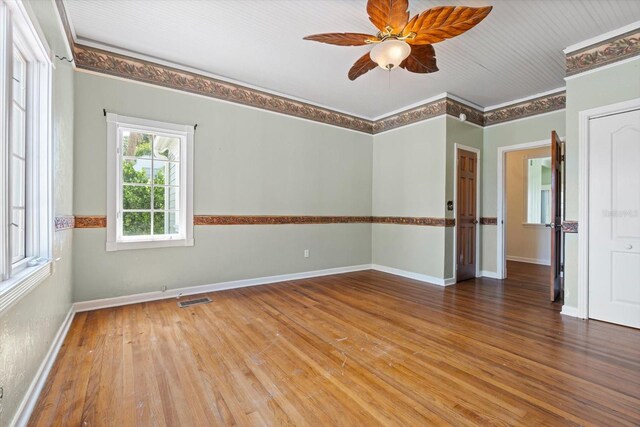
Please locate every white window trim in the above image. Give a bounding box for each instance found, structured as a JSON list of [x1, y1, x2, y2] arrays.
[[0, 0, 53, 315], [106, 113, 194, 251]]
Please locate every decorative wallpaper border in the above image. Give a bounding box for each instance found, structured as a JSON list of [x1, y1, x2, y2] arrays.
[[72, 43, 374, 134], [194, 215, 372, 225], [372, 216, 455, 227], [75, 216, 108, 228], [70, 215, 456, 228], [372, 98, 485, 134], [480, 217, 498, 225], [54, 216, 75, 231], [566, 29, 640, 76], [54, 0, 569, 134], [561, 221, 578, 233], [484, 91, 566, 126]]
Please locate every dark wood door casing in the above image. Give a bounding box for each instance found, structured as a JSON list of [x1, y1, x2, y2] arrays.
[[456, 149, 478, 282], [550, 131, 563, 301]]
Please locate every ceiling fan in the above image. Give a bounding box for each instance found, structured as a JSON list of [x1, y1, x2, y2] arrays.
[[303, 0, 492, 80]]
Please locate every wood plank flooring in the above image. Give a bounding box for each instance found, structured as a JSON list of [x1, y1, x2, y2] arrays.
[[30, 263, 640, 426]]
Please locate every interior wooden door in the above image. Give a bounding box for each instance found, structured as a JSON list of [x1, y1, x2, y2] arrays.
[[549, 131, 563, 301], [456, 149, 478, 282]]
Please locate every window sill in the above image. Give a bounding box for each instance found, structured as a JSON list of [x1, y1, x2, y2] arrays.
[[0, 261, 52, 315], [106, 238, 194, 252]]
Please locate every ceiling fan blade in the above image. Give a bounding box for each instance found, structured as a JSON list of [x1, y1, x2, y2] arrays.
[[348, 52, 378, 80], [367, 0, 410, 34], [400, 44, 438, 74], [402, 6, 492, 45], [303, 32, 377, 46]]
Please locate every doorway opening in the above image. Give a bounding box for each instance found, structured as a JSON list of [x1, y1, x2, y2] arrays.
[[497, 136, 564, 303]]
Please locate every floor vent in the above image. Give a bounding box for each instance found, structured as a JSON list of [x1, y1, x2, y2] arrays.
[[177, 297, 212, 308]]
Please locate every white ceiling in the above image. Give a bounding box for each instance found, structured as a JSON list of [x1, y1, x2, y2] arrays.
[[64, 0, 640, 119]]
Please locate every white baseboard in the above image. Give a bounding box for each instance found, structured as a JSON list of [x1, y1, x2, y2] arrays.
[[506, 255, 550, 266], [560, 305, 579, 318], [73, 264, 374, 312], [480, 270, 501, 279], [371, 264, 454, 286], [11, 307, 75, 427]]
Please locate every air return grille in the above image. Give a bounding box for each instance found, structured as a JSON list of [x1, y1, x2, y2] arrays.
[[177, 297, 212, 308]]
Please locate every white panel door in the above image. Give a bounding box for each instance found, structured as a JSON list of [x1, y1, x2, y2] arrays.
[[589, 108, 640, 329]]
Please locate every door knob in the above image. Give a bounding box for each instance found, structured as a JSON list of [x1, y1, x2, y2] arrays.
[[626, 244, 633, 250], [545, 223, 554, 228], [472, 220, 479, 224]]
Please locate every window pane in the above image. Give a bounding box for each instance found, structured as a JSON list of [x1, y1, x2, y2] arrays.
[[154, 186, 179, 210], [123, 158, 152, 184], [122, 131, 153, 158], [526, 157, 551, 224], [13, 53, 26, 106], [154, 136, 180, 161], [12, 107, 25, 157], [123, 212, 151, 236], [11, 208, 25, 263], [123, 184, 151, 209], [154, 212, 179, 235], [153, 161, 179, 186], [11, 157, 25, 208]]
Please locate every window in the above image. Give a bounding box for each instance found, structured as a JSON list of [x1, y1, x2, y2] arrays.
[[106, 114, 193, 251], [0, 0, 53, 309], [525, 156, 552, 225]]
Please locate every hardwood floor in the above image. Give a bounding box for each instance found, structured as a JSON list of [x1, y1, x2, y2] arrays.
[[30, 267, 640, 426]]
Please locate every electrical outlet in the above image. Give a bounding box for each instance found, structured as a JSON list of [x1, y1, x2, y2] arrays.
[[304, 249, 310, 258]]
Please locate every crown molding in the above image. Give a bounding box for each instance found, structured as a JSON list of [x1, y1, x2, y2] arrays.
[[372, 97, 485, 133], [55, 0, 571, 134], [484, 91, 566, 126], [483, 87, 565, 112], [72, 42, 375, 133], [566, 27, 640, 77]]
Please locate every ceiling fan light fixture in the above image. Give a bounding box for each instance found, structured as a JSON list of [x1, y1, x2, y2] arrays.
[[370, 39, 411, 70]]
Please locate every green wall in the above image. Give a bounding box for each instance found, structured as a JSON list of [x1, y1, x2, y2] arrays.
[[72, 72, 373, 302], [0, 1, 74, 425], [371, 116, 482, 281], [372, 118, 447, 279], [563, 58, 640, 309]]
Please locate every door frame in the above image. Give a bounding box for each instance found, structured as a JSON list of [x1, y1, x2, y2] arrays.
[[453, 143, 481, 280], [496, 139, 554, 279], [577, 97, 640, 319]]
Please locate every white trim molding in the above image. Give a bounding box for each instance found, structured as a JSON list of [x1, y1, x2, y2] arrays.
[[480, 270, 501, 279], [0, 262, 51, 314], [560, 305, 579, 318], [74, 264, 374, 312], [577, 97, 640, 320], [564, 20, 640, 54], [372, 264, 455, 286], [0, 0, 53, 314], [506, 255, 550, 266], [484, 87, 566, 112], [105, 113, 194, 252], [10, 306, 75, 427]]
